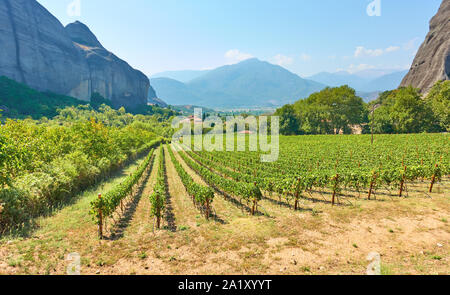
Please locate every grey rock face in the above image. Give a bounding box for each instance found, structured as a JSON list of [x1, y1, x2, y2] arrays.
[[0, 0, 151, 109], [65, 21, 150, 108], [400, 0, 450, 93], [0, 0, 91, 100]]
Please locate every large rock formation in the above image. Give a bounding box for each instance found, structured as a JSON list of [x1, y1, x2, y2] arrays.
[[400, 0, 450, 93], [65, 21, 150, 108], [0, 0, 152, 109]]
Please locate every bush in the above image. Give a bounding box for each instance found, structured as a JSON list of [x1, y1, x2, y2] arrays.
[[0, 106, 168, 231]]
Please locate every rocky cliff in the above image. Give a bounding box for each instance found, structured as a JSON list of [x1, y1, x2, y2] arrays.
[[65, 21, 150, 108], [0, 0, 152, 109], [400, 0, 450, 93]]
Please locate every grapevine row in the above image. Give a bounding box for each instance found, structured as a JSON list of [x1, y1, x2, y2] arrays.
[[175, 145, 262, 215], [90, 139, 160, 238], [190, 145, 445, 206], [168, 146, 215, 219], [149, 146, 166, 229]]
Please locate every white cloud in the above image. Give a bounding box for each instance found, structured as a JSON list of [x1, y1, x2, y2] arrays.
[[272, 54, 294, 66], [354, 45, 401, 58], [299, 53, 312, 62], [354, 46, 384, 58], [385, 46, 400, 53], [224, 49, 253, 64]]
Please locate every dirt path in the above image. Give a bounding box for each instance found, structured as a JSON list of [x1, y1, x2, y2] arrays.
[[163, 145, 200, 230]]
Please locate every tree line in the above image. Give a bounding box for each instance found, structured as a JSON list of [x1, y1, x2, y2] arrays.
[[274, 81, 449, 135]]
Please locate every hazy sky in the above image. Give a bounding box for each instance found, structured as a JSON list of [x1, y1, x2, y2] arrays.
[[37, 0, 442, 77]]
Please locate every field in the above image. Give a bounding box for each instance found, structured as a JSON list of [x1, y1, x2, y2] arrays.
[[0, 134, 448, 275]]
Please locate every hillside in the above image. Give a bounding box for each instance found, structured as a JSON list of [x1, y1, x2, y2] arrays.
[[364, 70, 409, 92], [151, 59, 325, 108], [189, 58, 325, 107], [307, 71, 368, 90], [152, 62, 407, 109], [307, 70, 408, 92], [0, 76, 176, 119], [150, 78, 202, 106], [151, 70, 211, 83], [0, 76, 85, 119]]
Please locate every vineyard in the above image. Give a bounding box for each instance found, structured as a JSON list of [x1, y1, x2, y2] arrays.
[[0, 133, 448, 274], [181, 134, 449, 209]]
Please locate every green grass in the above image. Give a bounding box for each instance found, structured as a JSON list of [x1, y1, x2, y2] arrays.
[[431, 255, 442, 261]]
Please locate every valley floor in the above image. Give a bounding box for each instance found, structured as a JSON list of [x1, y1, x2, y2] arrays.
[[0, 146, 448, 275]]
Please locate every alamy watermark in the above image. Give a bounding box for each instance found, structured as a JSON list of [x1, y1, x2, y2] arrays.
[[67, 0, 81, 17], [366, 252, 381, 275], [66, 252, 81, 275], [367, 0, 381, 17], [171, 109, 279, 163]]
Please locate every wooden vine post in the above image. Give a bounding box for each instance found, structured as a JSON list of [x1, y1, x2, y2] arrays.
[[294, 177, 301, 211], [399, 166, 407, 198], [368, 172, 377, 200], [156, 194, 161, 229], [98, 193, 103, 240], [205, 198, 210, 220], [332, 174, 339, 206], [429, 164, 438, 193]]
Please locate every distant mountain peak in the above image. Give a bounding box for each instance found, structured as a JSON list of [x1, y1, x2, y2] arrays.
[[152, 58, 325, 108], [238, 57, 261, 63]]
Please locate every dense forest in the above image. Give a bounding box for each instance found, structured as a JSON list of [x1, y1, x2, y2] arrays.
[[275, 81, 450, 135]]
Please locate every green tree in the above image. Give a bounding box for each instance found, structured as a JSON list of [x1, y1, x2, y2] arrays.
[[274, 104, 300, 135], [425, 80, 450, 132], [290, 86, 366, 134], [90, 92, 112, 110], [370, 87, 436, 134]]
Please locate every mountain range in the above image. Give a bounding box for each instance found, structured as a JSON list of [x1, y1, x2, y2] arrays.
[[306, 70, 408, 93], [151, 70, 211, 83], [151, 58, 325, 108], [150, 60, 408, 108]]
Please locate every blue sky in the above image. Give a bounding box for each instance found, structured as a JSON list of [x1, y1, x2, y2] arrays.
[[37, 0, 442, 77]]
